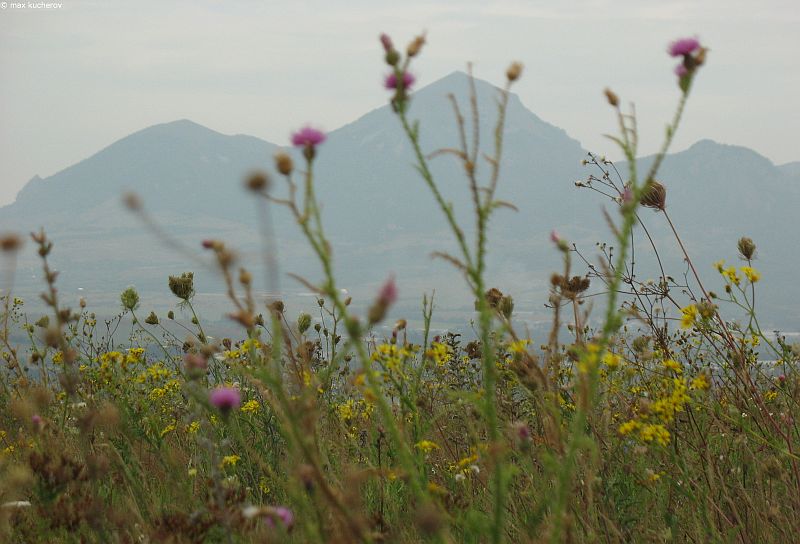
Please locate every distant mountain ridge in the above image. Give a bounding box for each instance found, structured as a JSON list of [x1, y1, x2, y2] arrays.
[[2, 72, 798, 329]]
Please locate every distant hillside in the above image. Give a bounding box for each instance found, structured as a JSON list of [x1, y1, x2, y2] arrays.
[[2, 72, 798, 330]]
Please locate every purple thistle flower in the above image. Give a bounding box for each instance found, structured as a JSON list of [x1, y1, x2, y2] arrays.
[[290, 126, 326, 148], [266, 506, 295, 530], [674, 64, 689, 78], [668, 37, 700, 57], [384, 72, 415, 91], [210, 386, 241, 412], [550, 230, 562, 244]]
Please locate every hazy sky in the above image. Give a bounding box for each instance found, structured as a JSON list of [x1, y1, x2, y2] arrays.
[[1, 0, 798, 206]]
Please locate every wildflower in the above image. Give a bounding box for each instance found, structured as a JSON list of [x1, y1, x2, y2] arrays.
[[740, 266, 761, 283], [690, 373, 710, 391], [160, 422, 177, 437], [680, 304, 698, 329], [267, 506, 295, 530], [186, 421, 200, 434], [297, 312, 312, 334], [241, 399, 261, 414], [210, 386, 241, 413], [31, 415, 43, 431], [722, 266, 741, 286], [618, 420, 640, 435], [291, 126, 326, 148], [668, 37, 701, 57], [384, 71, 415, 90], [415, 440, 440, 454], [427, 342, 453, 366], [603, 352, 622, 370], [508, 339, 529, 354], [663, 359, 682, 374], [674, 64, 688, 78], [639, 423, 670, 446], [221, 454, 240, 468]]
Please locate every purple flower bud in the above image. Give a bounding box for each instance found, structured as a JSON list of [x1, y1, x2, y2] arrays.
[[378, 276, 398, 306], [31, 415, 43, 429], [622, 185, 634, 204], [210, 386, 241, 412], [668, 37, 701, 57], [674, 64, 689, 78], [379, 33, 393, 52], [290, 126, 326, 148], [384, 72, 415, 91]]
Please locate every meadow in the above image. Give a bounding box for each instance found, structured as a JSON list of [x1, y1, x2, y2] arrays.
[[1, 34, 798, 543]]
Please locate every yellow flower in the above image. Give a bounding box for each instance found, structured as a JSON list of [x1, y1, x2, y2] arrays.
[[415, 440, 440, 453], [188, 468, 198, 477], [241, 400, 261, 414], [508, 339, 530, 354], [713, 260, 725, 273], [740, 266, 760, 283], [427, 342, 453, 367], [639, 423, 670, 446], [680, 305, 698, 329], [722, 266, 740, 286], [602, 352, 622, 370], [52, 351, 63, 364], [221, 454, 240, 468], [663, 359, 682, 374], [690, 374, 710, 391], [160, 422, 177, 437], [618, 420, 640, 435], [186, 421, 200, 434]]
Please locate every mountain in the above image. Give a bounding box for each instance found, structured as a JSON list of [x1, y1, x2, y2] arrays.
[[1, 72, 798, 330]]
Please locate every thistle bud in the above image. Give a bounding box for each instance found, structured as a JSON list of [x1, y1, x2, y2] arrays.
[[500, 295, 515, 319], [506, 62, 523, 82], [368, 276, 397, 324], [239, 268, 252, 286], [245, 171, 271, 193], [122, 192, 142, 212], [144, 311, 159, 325], [737, 237, 756, 260], [274, 152, 294, 176], [604, 88, 619, 107], [406, 34, 426, 57], [167, 310, 175, 319]]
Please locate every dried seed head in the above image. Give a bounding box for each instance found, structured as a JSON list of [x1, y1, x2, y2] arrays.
[[506, 62, 523, 82], [737, 237, 756, 260], [274, 152, 294, 176], [640, 180, 667, 210], [238, 268, 252, 286], [168, 272, 194, 301], [144, 311, 159, 325]]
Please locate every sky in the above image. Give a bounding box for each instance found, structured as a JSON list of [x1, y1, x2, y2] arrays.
[[0, 0, 798, 206]]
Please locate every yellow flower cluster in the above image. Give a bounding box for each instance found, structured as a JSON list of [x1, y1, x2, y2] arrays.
[[427, 342, 453, 367], [415, 440, 440, 453], [680, 304, 698, 329], [241, 399, 261, 414]]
